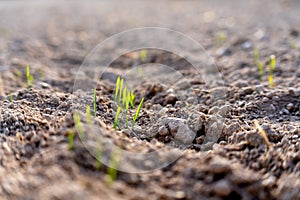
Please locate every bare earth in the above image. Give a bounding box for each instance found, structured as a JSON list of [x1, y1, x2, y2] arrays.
[[0, 1, 299, 199]]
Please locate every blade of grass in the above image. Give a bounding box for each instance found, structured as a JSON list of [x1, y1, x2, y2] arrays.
[[254, 49, 264, 80], [114, 76, 120, 102], [68, 131, 74, 150], [26, 64, 30, 89], [132, 97, 144, 130], [86, 105, 92, 124], [74, 112, 84, 138], [119, 78, 124, 105], [129, 92, 135, 109], [269, 55, 276, 72], [9, 93, 12, 102], [268, 75, 275, 88], [113, 106, 122, 130], [122, 86, 127, 108], [140, 50, 147, 62]]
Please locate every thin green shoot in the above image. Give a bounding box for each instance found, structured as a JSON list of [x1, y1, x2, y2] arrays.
[[132, 98, 144, 130], [9, 93, 12, 102], [93, 88, 97, 117], [122, 86, 128, 109], [13, 69, 21, 77], [269, 55, 276, 72], [68, 131, 74, 150], [268, 75, 274, 88], [114, 76, 121, 101], [74, 112, 84, 138], [216, 31, 227, 46], [268, 55, 276, 88], [254, 48, 264, 80], [96, 142, 102, 170], [113, 106, 122, 130], [140, 50, 147, 62], [86, 105, 92, 124], [106, 147, 121, 186], [291, 40, 297, 49], [125, 91, 131, 128], [119, 78, 124, 105], [129, 91, 135, 109], [26, 64, 34, 89], [126, 91, 130, 111]]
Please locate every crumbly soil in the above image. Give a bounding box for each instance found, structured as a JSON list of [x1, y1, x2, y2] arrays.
[[0, 1, 300, 200]]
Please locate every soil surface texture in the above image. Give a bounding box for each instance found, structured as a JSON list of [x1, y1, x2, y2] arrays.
[[0, 1, 300, 200]]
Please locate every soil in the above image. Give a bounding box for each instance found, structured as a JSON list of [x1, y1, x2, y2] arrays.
[[0, 1, 300, 200]]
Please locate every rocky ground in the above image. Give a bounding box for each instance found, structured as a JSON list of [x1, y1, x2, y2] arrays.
[[0, 1, 299, 199]]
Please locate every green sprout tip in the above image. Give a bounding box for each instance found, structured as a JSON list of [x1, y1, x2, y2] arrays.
[[132, 97, 144, 130]]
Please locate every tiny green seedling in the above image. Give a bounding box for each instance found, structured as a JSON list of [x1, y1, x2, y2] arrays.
[[129, 91, 135, 109], [112, 76, 144, 130], [68, 131, 74, 150], [114, 76, 121, 102], [93, 88, 97, 117], [13, 69, 21, 77], [119, 78, 124, 105], [106, 147, 121, 185], [216, 31, 227, 46], [122, 86, 128, 108], [9, 93, 12, 102], [74, 112, 84, 138], [113, 106, 122, 130], [254, 48, 264, 80], [268, 55, 276, 88], [140, 50, 147, 62], [86, 105, 92, 124], [139, 50, 147, 76], [132, 98, 144, 130], [291, 40, 297, 49], [26, 64, 34, 89]]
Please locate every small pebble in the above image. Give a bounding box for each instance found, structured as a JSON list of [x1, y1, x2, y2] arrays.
[[214, 180, 232, 196], [286, 103, 294, 111]]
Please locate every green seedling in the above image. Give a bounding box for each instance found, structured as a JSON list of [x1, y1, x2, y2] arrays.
[[9, 93, 12, 102], [68, 131, 74, 150], [140, 50, 147, 62], [74, 112, 84, 138], [254, 48, 264, 80], [132, 98, 144, 130], [13, 69, 21, 77], [86, 105, 92, 124], [291, 40, 297, 49], [125, 90, 131, 128], [26, 64, 34, 89], [96, 142, 103, 170], [93, 88, 97, 117], [268, 55, 276, 88], [113, 106, 122, 130], [216, 31, 227, 46], [106, 147, 121, 186], [122, 86, 128, 108], [119, 78, 124, 105], [129, 91, 135, 109], [114, 76, 121, 102]]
